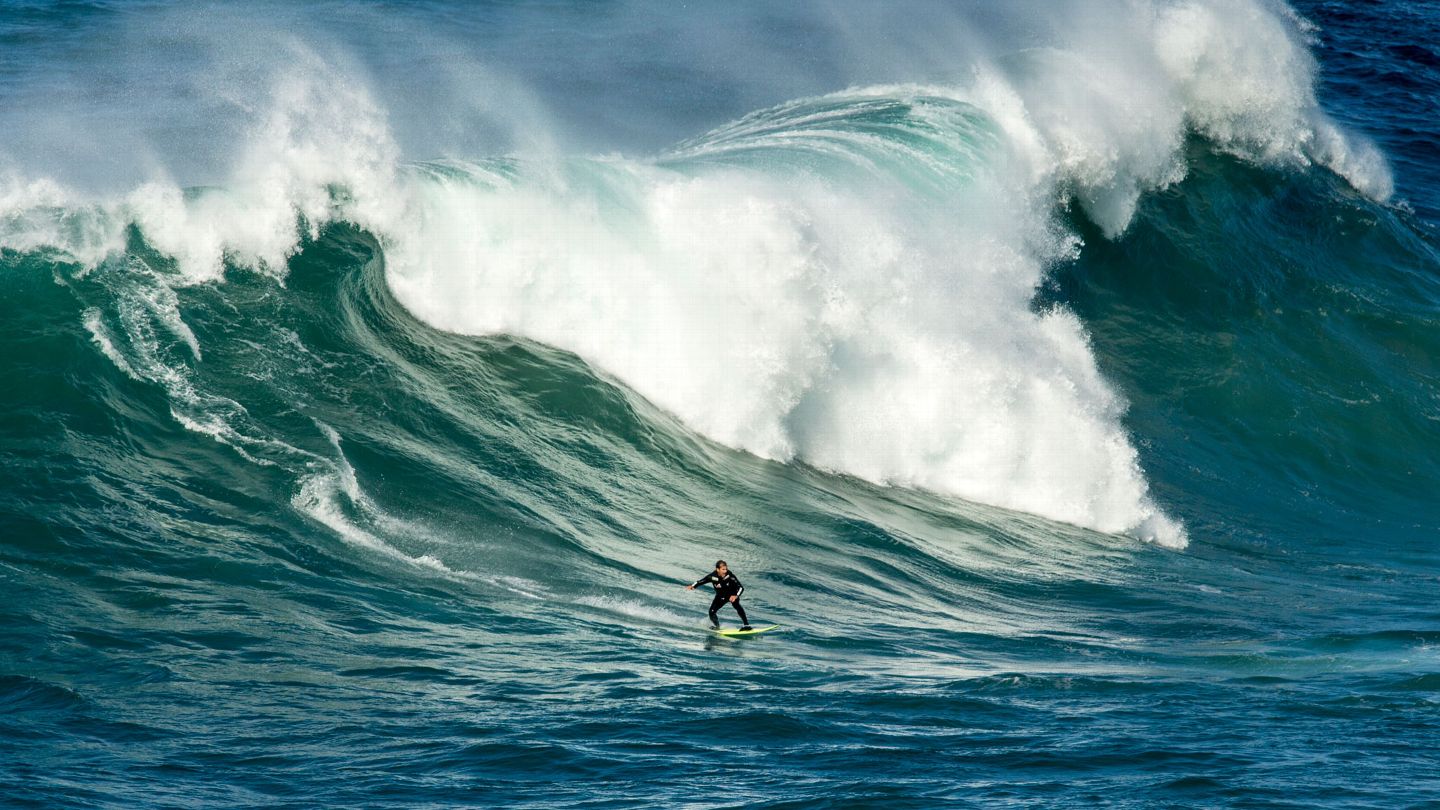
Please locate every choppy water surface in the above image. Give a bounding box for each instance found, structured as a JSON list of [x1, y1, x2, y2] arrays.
[[2, 1, 1438, 806]]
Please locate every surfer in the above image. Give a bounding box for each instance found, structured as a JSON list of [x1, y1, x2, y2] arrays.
[[685, 560, 751, 630]]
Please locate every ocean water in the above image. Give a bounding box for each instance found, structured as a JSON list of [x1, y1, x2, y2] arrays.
[[1, 1, 1438, 807]]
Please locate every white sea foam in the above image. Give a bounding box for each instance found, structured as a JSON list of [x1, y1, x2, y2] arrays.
[[292, 456, 484, 583], [82, 308, 143, 382], [0, 0, 1399, 550], [575, 595, 694, 627]]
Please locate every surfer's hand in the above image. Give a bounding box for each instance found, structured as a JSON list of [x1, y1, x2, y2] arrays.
[[685, 584, 694, 590], [729, 595, 737, 603]]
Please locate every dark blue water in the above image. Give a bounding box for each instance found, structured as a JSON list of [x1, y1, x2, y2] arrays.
[[2, 1, 1438, 807]]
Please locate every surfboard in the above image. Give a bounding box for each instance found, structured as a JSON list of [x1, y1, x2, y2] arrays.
[[712, 624, 779, 637]]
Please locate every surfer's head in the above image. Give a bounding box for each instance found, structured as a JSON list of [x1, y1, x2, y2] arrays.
[[715, 560, 728, 574]]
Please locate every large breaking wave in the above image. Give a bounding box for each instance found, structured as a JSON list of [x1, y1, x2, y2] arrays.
[[0, 0, 1397, 548]]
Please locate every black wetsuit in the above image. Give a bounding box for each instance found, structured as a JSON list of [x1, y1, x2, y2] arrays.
[[691, 571, 749, 628]]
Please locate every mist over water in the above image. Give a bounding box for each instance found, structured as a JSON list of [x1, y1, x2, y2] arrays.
[[2, 0, 1439, 806]]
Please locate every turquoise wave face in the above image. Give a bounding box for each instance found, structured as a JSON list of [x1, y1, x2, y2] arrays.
[[2, 0, 1439, 806], [4, 140, 1439, 804], [1047, 149, 1440, 550]]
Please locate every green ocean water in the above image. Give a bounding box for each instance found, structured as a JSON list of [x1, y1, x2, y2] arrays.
[[2, 0, 1439, 806]]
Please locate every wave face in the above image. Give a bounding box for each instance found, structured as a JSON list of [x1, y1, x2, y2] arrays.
[[2, 0, 1439, 806]]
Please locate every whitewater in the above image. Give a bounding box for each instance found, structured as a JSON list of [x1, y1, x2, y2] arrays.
[[2, 0, 1438, 807]]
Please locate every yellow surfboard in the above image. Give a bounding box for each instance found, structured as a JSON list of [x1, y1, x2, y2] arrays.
[[712, 624, 780, 637]]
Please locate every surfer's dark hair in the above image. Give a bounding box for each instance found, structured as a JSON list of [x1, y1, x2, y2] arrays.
[[715, 560, 727, 568]]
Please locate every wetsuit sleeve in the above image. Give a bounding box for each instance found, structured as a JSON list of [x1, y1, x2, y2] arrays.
[[732, 575, 743, 597], [691, 573, 715, 588]]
